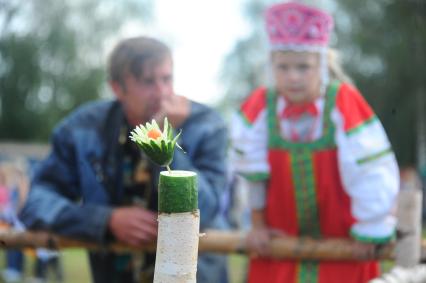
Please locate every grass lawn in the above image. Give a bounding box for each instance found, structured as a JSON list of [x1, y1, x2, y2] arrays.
[[58, 249, 91, 282], [0, 249, 91, 283], [0, 250, 248, 283], [0, 249, 396, 283], [228, 255, 248, 283]]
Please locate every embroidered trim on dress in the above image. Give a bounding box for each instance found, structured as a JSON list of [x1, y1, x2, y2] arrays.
[[346, 115, 378, 136], [356, 148, 393, 165]]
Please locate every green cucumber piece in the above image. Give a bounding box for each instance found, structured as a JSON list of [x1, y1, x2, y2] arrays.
[[158, 171, 198, 213]]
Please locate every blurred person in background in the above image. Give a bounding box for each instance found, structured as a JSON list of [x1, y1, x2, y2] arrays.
[[0, 162, 27, 283], [32, 248, 63, 283], [0, 160, 64, 283], [230, 1, 399, 283], [19, 36, 229, 283]]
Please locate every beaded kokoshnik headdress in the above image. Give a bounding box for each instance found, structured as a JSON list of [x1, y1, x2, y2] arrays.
[[264, 1, 334, 94]]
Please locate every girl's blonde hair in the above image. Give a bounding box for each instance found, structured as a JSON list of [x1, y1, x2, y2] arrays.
[[328, 48, 353, 84]]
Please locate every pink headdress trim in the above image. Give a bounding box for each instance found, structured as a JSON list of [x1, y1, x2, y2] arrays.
[[265, 1, 333, 49]]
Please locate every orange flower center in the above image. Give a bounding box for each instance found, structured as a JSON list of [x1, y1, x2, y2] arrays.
[[147, 129, 162, 140]]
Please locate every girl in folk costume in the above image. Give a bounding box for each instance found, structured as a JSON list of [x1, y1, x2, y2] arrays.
[[230, 1, 399, 283]]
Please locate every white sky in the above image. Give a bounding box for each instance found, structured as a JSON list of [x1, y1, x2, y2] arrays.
[[120, 0, 249, 105]]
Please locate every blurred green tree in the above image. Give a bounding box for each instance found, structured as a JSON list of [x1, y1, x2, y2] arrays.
[[219, 0, 425, 166], [217, 0, 269, 121], [335, 0, 425, 167], [0, 0, 152, 141]]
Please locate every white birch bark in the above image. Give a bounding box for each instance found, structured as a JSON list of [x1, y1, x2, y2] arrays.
[[154, 210, 200, 283]]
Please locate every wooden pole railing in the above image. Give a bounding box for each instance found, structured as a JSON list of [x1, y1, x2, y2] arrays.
[[0, 229, 419, 261], [2, 229, 426, 283]]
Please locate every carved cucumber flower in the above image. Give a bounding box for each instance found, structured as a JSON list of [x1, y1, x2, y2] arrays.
[[130, 117, 182, 169]]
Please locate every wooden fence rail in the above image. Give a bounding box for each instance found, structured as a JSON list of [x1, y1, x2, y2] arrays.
[[0, 229, 421, 261]]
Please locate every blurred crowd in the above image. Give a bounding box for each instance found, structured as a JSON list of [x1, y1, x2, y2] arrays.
[[0, 157, 62, 283]]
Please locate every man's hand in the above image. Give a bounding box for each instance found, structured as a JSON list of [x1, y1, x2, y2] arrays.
[[108, 207, 158, 247], [153, 95, 190, 128]]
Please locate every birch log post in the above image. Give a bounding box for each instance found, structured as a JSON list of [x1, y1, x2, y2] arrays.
[[129, 118, 200, 283], [395, 167, 423, 267], [368, 265, 426, 283], [154, 171, 200, 283]]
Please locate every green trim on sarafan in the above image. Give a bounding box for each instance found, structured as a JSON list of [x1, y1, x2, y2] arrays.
[[356, 148, 392, 165], [265, 83, 341, 283], [237, 110, 253, 127], [291, 149, 321, 238], [158, 171, 198, 213], [264, 82, 342, 239], [346, 115, 378, 136], [350, 229, 396, 244], [242, 172, 270, 182], [298, 261, 319, 283], [267, 81, 340, 151]]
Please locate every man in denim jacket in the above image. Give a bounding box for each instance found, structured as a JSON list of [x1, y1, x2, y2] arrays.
[[19, 36, 229, 283]]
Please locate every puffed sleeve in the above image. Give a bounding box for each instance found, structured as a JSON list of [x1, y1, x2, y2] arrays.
[[229, 88, 270, 210], [333, 84, 399, 243], [230, 87, 270, 182]]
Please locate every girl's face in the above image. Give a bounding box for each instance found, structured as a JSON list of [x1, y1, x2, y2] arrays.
[[271, 51, 321, 104]]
